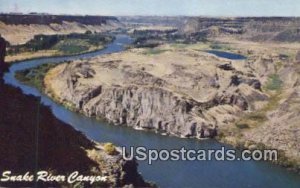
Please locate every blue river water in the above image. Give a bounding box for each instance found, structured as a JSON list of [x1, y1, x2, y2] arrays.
[[4, 35, 300, 188], [206, 50, 246, 60]]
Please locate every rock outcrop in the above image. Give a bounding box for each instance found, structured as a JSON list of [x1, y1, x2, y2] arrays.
[[85, 143, 153, 187], [0, 78, 152, 187], [44, 47, 267, 139], [0, 14, 122, 45]]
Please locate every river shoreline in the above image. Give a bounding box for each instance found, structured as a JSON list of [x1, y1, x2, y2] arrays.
[[41, 78, 300, 175], [13, 38, 300, 176], [4, 34, 300, 188], [1, 35, 154, 187], [6, 48, 101, 64], [0, 76, 153, 187]]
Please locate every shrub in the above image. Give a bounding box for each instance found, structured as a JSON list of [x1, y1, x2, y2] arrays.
[[103, 143, 118, 155], [247, 113, 267, 122], [236, 123, 250, 129]]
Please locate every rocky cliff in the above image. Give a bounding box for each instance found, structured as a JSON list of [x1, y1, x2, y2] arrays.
[[121, 16, 300, 42], [0, 78, 152, 187], [44, 46, 268, 139], [0, 14, 118, 25], [181, 17, 300, 42], [29, 20, 300, 170], [0, 14, 122, 45]]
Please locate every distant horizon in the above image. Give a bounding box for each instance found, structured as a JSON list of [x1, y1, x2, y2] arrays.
[[1, 12, 300, 18], [1, 0, 300, 17]]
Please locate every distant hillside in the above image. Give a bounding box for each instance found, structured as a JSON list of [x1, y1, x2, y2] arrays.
[[119, 16, 188, 27], [0, 14, 121, 45], [0, 14, 118, 25], [181, 17, 300, 42], [121, 16, 300, 42]]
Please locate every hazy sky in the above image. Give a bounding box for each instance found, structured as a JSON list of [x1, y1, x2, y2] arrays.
[[1, 0, 300, 16]]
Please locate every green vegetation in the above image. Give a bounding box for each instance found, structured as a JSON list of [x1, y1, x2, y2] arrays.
[[275, 61, 283, 72], [265, 74, 283, 91], [235, 91, 282, 129], [235, 73, 283, 129], [15, 63, 80, 112], [143, 48, 169, 55], [53, 39, 90, 55], [7, 32, 114, 56], [171, 43, 188, 49], [210, 43, 232, 51], [15, 63, 56, 91], [103, 143, 118, 155], [235, 123, 250, 129], [246, 112, 268, 122], [131, 29, 209, 49]]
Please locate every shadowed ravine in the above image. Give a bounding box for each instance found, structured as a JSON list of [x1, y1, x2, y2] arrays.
[[4, 35, 300, 188]]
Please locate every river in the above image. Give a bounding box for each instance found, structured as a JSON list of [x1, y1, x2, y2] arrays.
[[3, 35, 300, 188]]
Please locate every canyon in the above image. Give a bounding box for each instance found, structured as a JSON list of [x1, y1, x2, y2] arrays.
[[42, 17, 300, 172], [0, 14, 121, 45], [0, 77, 152, 187], [0, 15, 153, 187], [2, 14, 300, 187]]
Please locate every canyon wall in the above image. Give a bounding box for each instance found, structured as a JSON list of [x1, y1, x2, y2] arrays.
[[0, 78, 152, 187], [121, 16, 300, 42], [0, 14, 122, 45], [44, 48, 268, 139]]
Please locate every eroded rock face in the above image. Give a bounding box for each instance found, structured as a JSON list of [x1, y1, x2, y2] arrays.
[[0, 15, 122, 45], [181, 17, 300, 42], [83, 86, 215, 138], [0, 79, 152, 187], [45, 47, 268, 139], [86, 144, 152, 187]]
